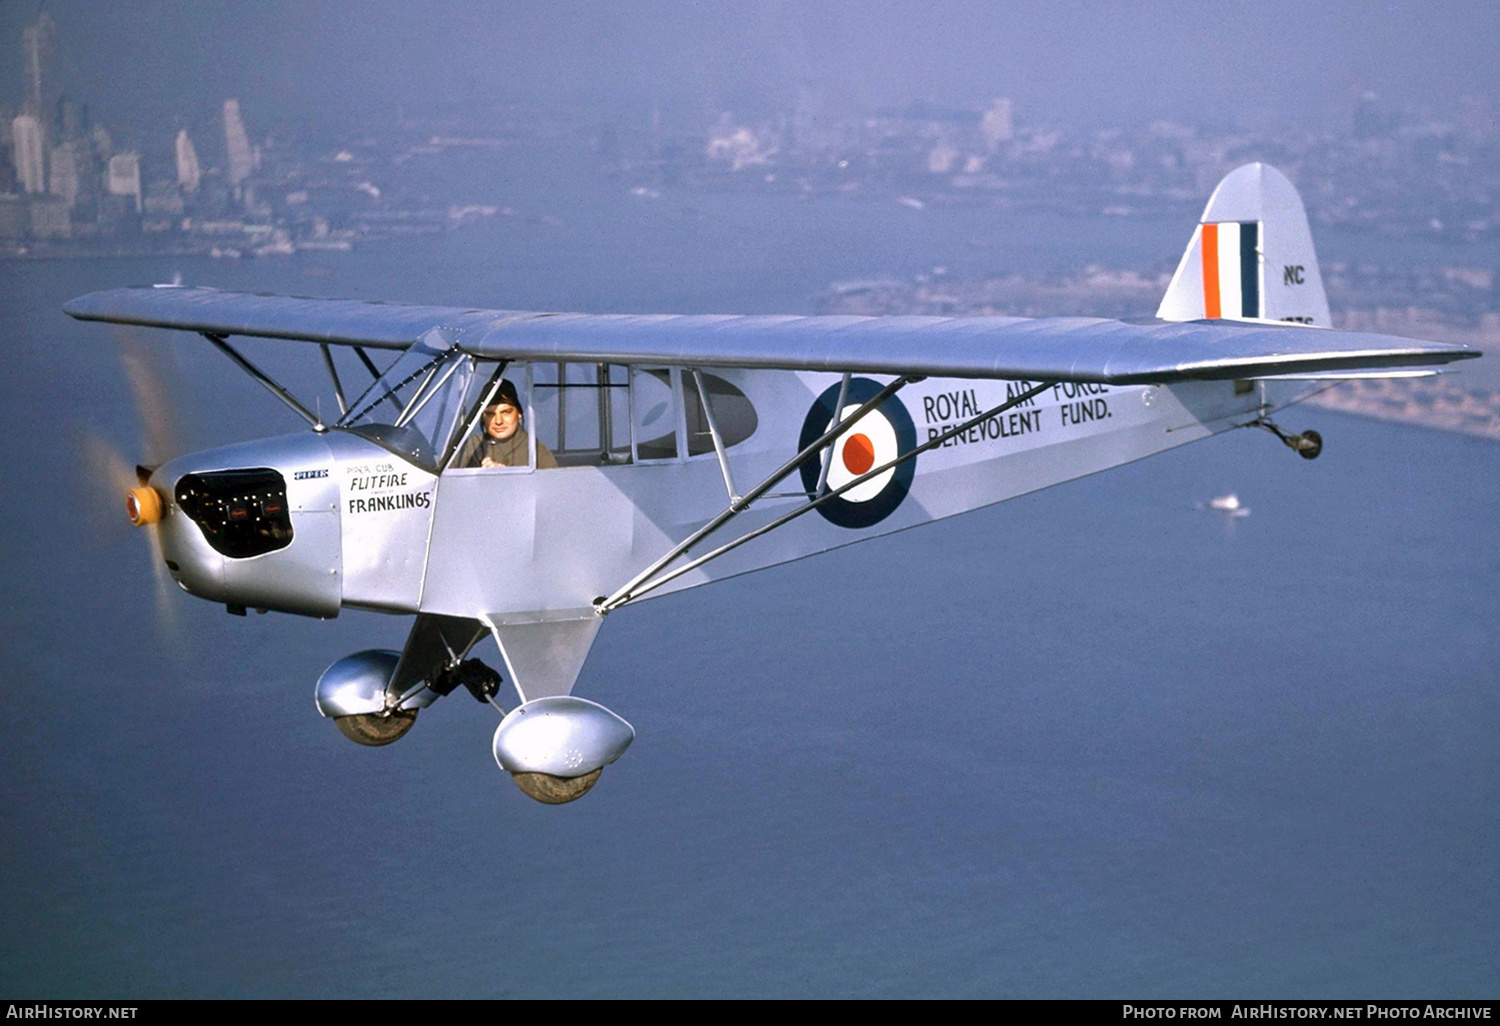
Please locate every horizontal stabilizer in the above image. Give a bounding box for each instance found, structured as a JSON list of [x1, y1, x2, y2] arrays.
[[66, 286, 1477, 386]]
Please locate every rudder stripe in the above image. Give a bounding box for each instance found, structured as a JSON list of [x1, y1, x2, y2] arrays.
[[1201, 223, 1221, 319], [1239, 221, 1260, 318]]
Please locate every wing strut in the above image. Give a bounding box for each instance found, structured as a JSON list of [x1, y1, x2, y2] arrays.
[[597, 380, 1056, 609], [320, 343, 348, 417], [813, 372, 852, 498], [596, 374, 916, 612], [353, 346, 384, 382], [691, 368, 740, 503], [201, 332, 324, 429]]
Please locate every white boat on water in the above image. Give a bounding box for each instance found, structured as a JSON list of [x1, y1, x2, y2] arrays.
[[1203, 493, 1251, 517]]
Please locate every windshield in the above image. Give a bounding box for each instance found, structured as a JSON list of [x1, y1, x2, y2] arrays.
[[338, 341, 476, 471]]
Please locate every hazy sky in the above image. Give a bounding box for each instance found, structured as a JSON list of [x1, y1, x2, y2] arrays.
[[3, 1, 1498, 133]]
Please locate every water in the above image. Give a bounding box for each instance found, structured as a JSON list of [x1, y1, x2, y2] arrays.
[[1, 153, 1496, 997]]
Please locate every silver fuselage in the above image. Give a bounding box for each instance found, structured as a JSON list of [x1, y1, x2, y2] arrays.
[[146, 371, 1308, 623]]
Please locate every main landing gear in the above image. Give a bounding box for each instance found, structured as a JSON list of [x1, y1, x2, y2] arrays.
[[315, 650, 503, 749], [314, 648, 634, 804], [1248, 418, 1322, 460]]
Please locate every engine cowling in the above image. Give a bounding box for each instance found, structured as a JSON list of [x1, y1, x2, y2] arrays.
[[149, 434, 343, 618]]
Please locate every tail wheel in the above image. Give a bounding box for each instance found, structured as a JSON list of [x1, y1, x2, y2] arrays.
[[334, 709, 417, 746], [1297, 429, 1323, 460]]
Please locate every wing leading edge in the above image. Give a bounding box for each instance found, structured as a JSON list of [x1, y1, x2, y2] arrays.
[[65, 286, 1478, 385]]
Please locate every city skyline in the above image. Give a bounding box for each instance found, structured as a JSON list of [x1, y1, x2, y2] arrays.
[[1, 1, 1497, 133]]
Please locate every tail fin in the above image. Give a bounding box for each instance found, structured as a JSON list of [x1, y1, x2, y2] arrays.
[[1157, 163, 1331, 327]]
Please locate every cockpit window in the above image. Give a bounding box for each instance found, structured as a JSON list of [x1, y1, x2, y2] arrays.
[[444, 367, 557, 471], [338, 341, 476, 471], [437, 362, 759, 471]]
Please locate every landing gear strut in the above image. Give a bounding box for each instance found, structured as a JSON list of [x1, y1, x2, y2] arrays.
[[430, 658, 503, 704], [1248, 418, 1322, 460]]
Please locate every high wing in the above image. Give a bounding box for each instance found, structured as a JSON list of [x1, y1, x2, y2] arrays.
[[65, 285, 1477, 384]]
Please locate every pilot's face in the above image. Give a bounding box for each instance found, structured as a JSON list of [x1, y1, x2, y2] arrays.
[[485, 403, 521, 442]]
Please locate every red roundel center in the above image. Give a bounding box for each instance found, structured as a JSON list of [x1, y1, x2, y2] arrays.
[[842, 433, 876, 475]]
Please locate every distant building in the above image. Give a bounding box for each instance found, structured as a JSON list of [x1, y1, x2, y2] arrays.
[[926, 141, 959, 174], [30, 195, 70, 238], [49, 143, 79, 206], [144, 180, 185, 217], [21, 14, 54, 118], [980, 98, 1013, 150], [223, 99, 253, 188], [107, 152, 142, 213], [705, 117, 777, 171], [0, 196, 29, 240], [0, 195, 27, 240], [11, 113, 46, 194], [90, 124, 112, 163], [176, 129, 201, 193], [57, 98, 85, 141]]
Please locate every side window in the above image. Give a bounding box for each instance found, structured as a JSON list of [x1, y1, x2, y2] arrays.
[[448, 364, 757, 470], [531, 363, 632, 467], [685, 372, 758, 456], [632, 368, 680, 461]]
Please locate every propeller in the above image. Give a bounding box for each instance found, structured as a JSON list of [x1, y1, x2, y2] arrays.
[[116, 325, 189, 468], [76, 324, 195, 653]]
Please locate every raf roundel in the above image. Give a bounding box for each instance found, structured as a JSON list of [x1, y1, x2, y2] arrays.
[[798, 377, 918, 529]]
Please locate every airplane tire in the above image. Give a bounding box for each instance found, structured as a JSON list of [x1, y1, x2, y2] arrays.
[[511, 768, 603, 804], [334, 709, 417, 746], [1297, 430, 1323, 460]]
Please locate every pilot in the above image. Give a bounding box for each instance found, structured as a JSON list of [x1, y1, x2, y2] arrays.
[[458, 380, 557, 469]]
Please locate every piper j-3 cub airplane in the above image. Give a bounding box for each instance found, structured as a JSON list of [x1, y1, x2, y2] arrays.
[[67, 164, 1479, 804]]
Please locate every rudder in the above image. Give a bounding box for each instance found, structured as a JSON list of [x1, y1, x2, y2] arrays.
[[1157, 163, 1331, 327]]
